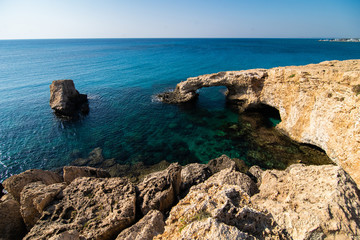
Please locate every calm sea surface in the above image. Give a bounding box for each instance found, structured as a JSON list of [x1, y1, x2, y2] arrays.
[[1, 38, 360, 181]]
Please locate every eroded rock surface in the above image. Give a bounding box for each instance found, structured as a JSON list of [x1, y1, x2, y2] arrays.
[[180, 163, 211, 193], [252, 164, 360, 240], [137, 163, 181, 215], [2, 169, 62, 201], [0, 196, 27, 240], [206, 167, 257, 196], [20, 182, 66, 229], [178, 218, 254, 240], [207, 154, 238, 174], [24, 177, 136, 240], [63, 166, 110, 183], [49, 79, 88, 118], [159, 60, 360, 185], [155, 168, 288, 240], [116, 210, 165, 240]]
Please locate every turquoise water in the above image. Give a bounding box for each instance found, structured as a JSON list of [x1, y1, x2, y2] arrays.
[[1, 39, 360, 181]]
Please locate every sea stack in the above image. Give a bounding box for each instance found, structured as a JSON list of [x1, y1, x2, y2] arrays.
[[49, 80, 89, 118]]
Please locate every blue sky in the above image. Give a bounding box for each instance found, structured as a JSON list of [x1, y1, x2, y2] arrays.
[[0, 0, 359, 39]]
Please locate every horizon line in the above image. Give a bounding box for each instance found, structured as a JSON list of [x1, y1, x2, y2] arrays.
[[1, 37, 358, 41]]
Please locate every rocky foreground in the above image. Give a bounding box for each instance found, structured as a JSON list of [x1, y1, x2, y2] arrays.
[[158, 60, 360, 186], [1, 155, 360, 240]]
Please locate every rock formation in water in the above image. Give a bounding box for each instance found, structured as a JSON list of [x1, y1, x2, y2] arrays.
[[158, 60, 360, 186], [1, 157, 360, 239], [49, 79, 89, 118]]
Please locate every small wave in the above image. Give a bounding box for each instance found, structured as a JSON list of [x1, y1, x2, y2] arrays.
[[0, 160, 8, 168], [87, 94, 101, 100], [151, 94, 162, 103]]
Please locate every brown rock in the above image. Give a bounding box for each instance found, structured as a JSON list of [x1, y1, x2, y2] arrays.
[[159, 60, 360, 186], [20, 182, 66, 229], [206, 167, 257, 196], [0, 182, 4, 198], [207, 154, 237, 173], [247, 165, 263, 187], [116, 210, 165, 240], [0, 196, 27, 240], [63, 166, 110, 183], [137, 163, 181, 215], [2, 169, 62, 201], [48, 230, 80, 240], [251, 164, 360, 239], [178, 218, 254, 240], [49, 79, 88, 117], [180, 163, 211, 193], [71, 147, 104, 167], [24, 177, 136, 240], [155, 173, 288, 240]]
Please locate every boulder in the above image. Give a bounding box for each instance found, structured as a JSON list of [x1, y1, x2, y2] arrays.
[[180, 163, 211, 193], [251, 164, 360, 239], [63, 166, 110, 183], [116, 210, 165, 240], [49, 79, 88, 117], [20, 182, 66, 229], [206, 167, 257, 196], [207, 154, 237, 174], [137, 163, 181, 215], [0, 196, 27, 240], [2, 169, 62, 201], [155, 171, 288, 240], [24, 177, 136, 240]]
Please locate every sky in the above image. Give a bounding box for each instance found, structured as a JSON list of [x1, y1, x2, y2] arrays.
[[0, 0, 359, 39]]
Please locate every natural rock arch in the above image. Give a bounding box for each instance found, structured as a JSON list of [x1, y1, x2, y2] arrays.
[[158, 60, 360, 186], [158, 70, 268, 112]]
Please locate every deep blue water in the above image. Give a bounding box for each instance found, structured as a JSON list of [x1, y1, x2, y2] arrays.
[[1, 38, 360, 181]]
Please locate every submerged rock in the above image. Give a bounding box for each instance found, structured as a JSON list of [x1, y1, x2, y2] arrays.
[[251, 164, 360, 239], [116, 210, 165, 240], [24, 177, 136, 240], [49, 79, 89, 118], [2, 169, 62, 202], [137, 163, 181, 216]]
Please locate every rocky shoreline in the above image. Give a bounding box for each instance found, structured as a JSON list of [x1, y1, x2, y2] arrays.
[[1, 60, 360, 239], [158, 60, 360, 186], [1, 156, 360, 239]]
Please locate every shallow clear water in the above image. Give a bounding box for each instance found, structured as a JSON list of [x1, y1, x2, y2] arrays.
[[1, 38, 360, 181]]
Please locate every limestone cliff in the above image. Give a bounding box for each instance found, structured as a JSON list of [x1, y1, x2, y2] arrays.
[[159, 60, 360, 186]]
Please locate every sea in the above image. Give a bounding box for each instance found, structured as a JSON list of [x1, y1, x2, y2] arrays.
[[1, 38, 360, 181]]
